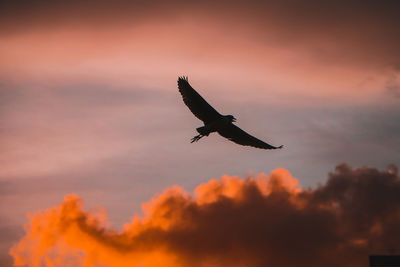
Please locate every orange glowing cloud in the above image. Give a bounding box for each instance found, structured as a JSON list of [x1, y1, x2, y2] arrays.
[[9, 165, 400, 267]]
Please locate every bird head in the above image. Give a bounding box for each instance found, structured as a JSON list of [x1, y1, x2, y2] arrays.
[[226, 115, 236, 123]]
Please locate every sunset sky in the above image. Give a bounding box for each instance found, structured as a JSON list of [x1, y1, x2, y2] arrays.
[[1, 1, 400, 266]]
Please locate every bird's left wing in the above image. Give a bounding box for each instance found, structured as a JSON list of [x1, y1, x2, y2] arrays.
[[217, 124, 283, 149], [177, 76, 221, 124]]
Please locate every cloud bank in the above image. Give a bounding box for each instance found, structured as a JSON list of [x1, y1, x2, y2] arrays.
[[2, 0, 400, 69], [10, 164, 400, 267], [2, 0, 399, 106]]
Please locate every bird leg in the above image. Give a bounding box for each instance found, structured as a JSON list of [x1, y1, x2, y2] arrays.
[[191, 134, 203, 143]]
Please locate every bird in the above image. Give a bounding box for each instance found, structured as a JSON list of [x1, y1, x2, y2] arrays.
[[177, 76, 283, 150]]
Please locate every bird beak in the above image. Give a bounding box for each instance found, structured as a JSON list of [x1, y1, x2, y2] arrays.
[[232, 117, 236, 122]]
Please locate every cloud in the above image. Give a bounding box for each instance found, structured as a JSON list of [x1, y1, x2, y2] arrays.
[[386, 72, 400, 98], [1, 0, 399, 70], [0, 224, 23, 267], [1, 0, 399, 108], [9, 164, 400, 267], [0, 77, 178, 179]]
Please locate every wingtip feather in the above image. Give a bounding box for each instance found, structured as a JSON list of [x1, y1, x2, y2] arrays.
[[178, 76, 188, 82]]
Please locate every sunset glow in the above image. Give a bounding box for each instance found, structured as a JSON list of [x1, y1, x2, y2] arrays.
[[10, 166, 400, 267], [1, 1, 399, 266]]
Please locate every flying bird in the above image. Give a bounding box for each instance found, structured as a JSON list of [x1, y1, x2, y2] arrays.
[[177, 76, 283, 149]]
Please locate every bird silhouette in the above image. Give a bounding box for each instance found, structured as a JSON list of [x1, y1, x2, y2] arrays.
[[177, 76, 283, 149]]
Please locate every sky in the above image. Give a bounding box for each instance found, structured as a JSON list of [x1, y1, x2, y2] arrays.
[[1, 0, 400, 266]]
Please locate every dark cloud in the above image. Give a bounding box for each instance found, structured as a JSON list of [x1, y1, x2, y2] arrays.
[[0, 0, 176, 34], [10, 164, 400, 266], [1, 0, 400, 68], [386, 73, 400, 98], [0, 224, 23, 267], [295, 104, 400, 169], [387, 83, 400, 98]]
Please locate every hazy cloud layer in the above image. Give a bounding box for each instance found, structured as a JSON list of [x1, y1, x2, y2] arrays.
[[1, 0, 400, 69], [10, 164, 400, 267]]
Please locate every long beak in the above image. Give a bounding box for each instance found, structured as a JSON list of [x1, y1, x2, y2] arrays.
[[232, 118, 237, 122]]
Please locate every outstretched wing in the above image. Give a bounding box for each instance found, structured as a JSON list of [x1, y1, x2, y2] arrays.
[[177, 76, 221, 124], [217, 124, 283, 149]]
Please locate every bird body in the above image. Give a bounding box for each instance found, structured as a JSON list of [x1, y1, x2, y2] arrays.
[[177, 76, 283, 149], [196, 115, 235, 136]]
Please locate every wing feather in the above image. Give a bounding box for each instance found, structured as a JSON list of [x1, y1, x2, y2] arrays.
[[177, 77, 221, 123], [217, 124, 283, 150]]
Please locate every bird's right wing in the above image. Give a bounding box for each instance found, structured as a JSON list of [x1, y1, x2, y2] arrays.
[[177, 77, 221, 124], [217, 124, 283, 150]]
